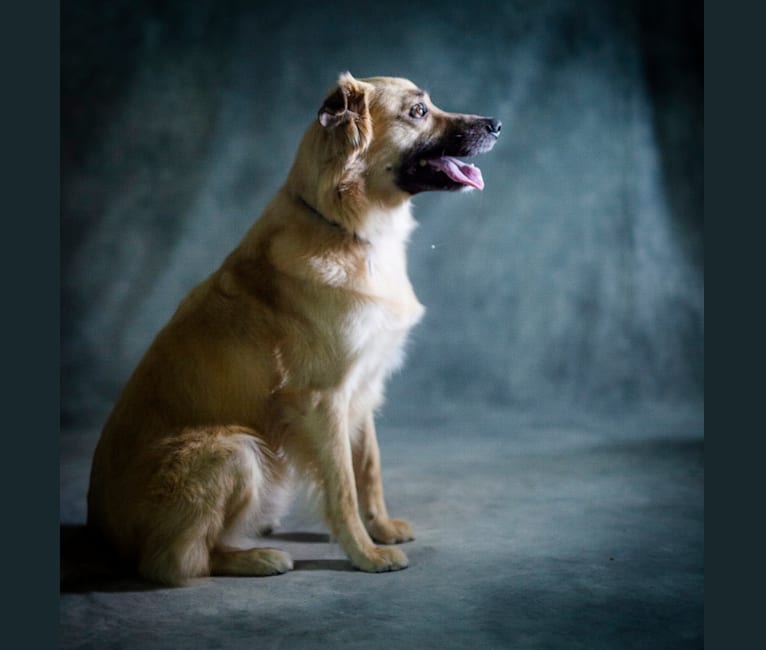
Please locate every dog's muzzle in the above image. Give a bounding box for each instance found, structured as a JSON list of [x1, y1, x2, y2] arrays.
[[397, 116, 501, 194]]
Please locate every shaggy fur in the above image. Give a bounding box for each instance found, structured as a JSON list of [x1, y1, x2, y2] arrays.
[[87, 73, 500, 585]]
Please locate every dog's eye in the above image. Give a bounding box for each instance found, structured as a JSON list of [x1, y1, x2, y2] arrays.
[[410, 102, 428, 119]]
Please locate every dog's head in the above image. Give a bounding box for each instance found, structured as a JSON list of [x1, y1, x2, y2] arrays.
[[355, 75, 501, 197], [289, 73, 500, 228]]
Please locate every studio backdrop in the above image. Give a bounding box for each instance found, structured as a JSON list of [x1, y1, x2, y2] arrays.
[[61, 0, 703, 432]]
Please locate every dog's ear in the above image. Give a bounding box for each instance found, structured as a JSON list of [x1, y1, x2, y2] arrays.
[[318, 72, 371, 132], [318, 85, 348, 128]]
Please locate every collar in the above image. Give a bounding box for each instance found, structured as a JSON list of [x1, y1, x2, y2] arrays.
[[298, 196, 341, 230], [297, 195, 367, 244]]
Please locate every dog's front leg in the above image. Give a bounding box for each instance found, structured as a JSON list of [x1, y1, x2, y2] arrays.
[[312, 397, 408, 572], [353, 413, 414, 544]]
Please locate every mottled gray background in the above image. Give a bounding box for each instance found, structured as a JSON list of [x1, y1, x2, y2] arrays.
[[61, 0, 702, 432], [60, 2, 703, 646]]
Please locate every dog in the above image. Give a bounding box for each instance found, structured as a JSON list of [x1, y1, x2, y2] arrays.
[[87, 73, 500, 585]]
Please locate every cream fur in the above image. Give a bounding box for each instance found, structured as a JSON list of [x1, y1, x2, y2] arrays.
[[87, 73, 497, 585]]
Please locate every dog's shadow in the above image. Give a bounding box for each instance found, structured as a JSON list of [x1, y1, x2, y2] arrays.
[[60, 524, 353, 593]]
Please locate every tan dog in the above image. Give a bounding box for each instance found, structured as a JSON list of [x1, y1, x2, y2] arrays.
[[87, 73, 500, 585]]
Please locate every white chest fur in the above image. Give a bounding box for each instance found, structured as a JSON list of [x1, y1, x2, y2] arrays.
[[342, 204, 425, 415]]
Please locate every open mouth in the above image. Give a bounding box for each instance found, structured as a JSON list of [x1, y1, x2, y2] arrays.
[[422, 156, 484, 190], [393, 113, 500, 195], [396, 127, 498, 195], [398, 154, 486, 194]]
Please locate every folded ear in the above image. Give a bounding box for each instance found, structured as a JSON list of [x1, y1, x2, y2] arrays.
[[318, 72, 370, 129]]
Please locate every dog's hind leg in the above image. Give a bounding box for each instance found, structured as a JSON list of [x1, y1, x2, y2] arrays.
[[137, 428, 292, 585]]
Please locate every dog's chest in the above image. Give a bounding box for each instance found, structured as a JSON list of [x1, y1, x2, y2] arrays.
[[341, 289, 423, 417], [346, 287, 423, 356], [342, 237, 424, 394]]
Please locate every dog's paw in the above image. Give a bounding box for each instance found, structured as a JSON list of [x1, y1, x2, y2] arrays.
[[211, 547, 293, 577], [352, 546, 409, 573], [367, 517, 415, 545], [257, 548, 294, 575]]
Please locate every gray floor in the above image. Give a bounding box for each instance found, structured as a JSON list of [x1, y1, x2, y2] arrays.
[[60, 402, 703, 649]]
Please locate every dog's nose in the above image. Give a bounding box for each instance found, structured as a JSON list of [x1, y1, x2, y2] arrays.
[[485, 119, 502, 136]]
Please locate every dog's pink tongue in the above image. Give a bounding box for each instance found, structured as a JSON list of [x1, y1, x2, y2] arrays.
[[428, 156, 484, 190]]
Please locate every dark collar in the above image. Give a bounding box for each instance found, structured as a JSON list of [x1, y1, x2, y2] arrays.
[[298, 196, 341, 230], [297, 195, 367, 244]]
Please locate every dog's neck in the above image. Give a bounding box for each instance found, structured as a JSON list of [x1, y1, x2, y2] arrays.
[[297, 195, 370, 244], [295, 192, 416, 255]]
